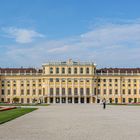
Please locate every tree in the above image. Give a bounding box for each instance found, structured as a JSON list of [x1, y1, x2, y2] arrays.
[[13, 97, 19, 104], [32, 98, 37, 104]]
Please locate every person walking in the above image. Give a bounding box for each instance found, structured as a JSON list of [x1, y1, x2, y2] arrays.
[[102, 98, 106, 109]]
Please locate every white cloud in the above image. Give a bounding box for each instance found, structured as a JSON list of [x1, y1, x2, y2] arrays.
[[1, 20, 140, 67], [2, 27, 44, 43]]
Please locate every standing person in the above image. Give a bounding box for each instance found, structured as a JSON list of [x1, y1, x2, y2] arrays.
[[102, 98, 106, 109]]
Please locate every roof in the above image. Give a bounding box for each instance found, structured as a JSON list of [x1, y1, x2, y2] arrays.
[[96, 68, 140, 73], [0, 68, 42, 73]]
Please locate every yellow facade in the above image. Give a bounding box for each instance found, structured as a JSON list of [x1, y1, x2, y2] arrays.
[[0, 59, 140, 104]]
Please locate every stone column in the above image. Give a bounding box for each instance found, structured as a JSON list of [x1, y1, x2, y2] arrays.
[[84, 96, 87, 104]]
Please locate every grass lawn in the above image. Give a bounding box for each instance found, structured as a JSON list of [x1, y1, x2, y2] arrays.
[[0, 103, 49, 106], [0, 108, 37, 124]]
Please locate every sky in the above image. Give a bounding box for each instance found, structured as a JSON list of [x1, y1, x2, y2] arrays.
[[1, 0, 140, 68]]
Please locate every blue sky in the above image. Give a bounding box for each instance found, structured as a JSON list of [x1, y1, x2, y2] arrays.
[[1, 0, 140, 67]]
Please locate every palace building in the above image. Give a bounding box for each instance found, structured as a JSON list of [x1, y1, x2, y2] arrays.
[[0, 59, 140, 104]]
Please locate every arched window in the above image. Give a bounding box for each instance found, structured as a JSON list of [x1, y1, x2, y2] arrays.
[[68, 88, 71, 95], [80, 88, 84, 96], [50, 67, 53, 74], [68, 68, 71, 74], [74, 68, 77, 74], [74, 88, 78, 95], [86, 68, 89, 74], [62, 88, 65, 95], [62, 67, 65, 74], [56, 67, 59, 74], [80, 68, 83, 74]]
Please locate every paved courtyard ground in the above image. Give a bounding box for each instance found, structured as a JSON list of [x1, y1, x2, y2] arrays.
[[0, 104, 140, 140]]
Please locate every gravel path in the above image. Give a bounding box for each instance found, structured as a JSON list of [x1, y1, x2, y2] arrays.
[[0, 104, 140, 140]]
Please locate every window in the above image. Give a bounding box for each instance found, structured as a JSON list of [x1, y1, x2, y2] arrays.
[[27, 89, 30, 95], [115, 89, 118, 94], [13, 84, 16, 87], [13, 89, 16, 95], [7, 89, 10, 95], [134, 98, 137, 103], [103, 89, 106, 94], [50, 67, 53, 74], [50, 78, 53, 82], [97, 89, 100, 95], [74, 68, 77, 74], [128, 89, 131, 94], [109, 89, 112, 94], [56, 68, 59, 74], [123, 89, 125, 94], [80, 88, 84, 95], [74, 88, 78, 95], [134, 89, 137, 95], [62, 79, 65, 82], [74, 79, 78, 82], [128, 79, 131, 82], [68, 79, 72, 82], [86, 79, 90, 83], [21, 98, 24, 103], [39, 89, 42, 95], [56, 78, 59, 82], [62, 68, 65, 74], [115, 79, 118, 82], [68, 68, 71, 74], [109, 79, 112, 82], [27, 98, 30, 103], [86, 88, 90, 95], [56, 88, 59, 95], [2, 84, 4, 87], [103, 79, 106, 82], [21, 89, 24, 95], [50, 88, 53, 95], [80, 68, 83, 74], [115, 98, 118, 103], [33, 89, 36, 95], [7, 98, 10, 103], [134, 79, 136, 82], [68, 88, 71, 95], [1, 89, 5, 95], [62, 88, 65, 95], [86, 68, 89, 74], [128, 98, 132, 103], [109, 98, 112, 103], [1, 98, 4, 102], [122, 98, 125, 103]]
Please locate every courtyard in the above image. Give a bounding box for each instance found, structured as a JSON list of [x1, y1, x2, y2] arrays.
[[0, 104, 140, 140]]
